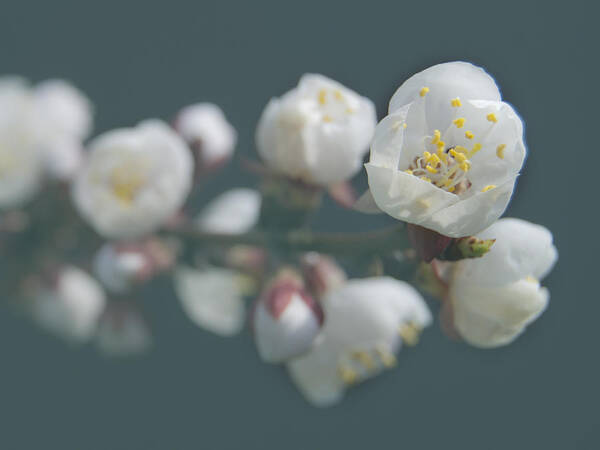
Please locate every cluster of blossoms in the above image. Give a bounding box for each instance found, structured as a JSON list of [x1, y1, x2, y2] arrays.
[[0, 62, 557, 406]]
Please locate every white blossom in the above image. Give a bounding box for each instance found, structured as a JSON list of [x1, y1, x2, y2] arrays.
[[175, 103, 237, 168], [0, 78, 45, 208], [253, 270, 323, 363], [72, 120, 194, 239], [95, 304, 152, 357], [30, 266, 106, 342], [33, 79, 93, 180], [448, 218, 558, 348], [93, 243, 152, 294], [256, 74, 376, 186], [361, 62, 526, 237], [287, 277, 431, 407]]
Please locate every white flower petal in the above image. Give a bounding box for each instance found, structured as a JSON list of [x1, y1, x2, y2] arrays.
[[455, 218, 558, 286], [451, 278, 549, 348], [195, 188, 261, 234], [389, 61, 501, 116], [174, 266, 246, 337]]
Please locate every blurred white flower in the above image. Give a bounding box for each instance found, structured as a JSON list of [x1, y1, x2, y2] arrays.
[[0, 78, 45, 208], [195, 188, 261, 234], [174, 266, 247, 336], [361, 62, 526, 237], [95, 303, 152, 357], [33, 79, 93, 180], [253, 269, 323, 363], [447, 218, 558, 348], [174, 103, 237, 169], [256, 74, 376, 186], [72, 120, 194, 239], [287, 277, 431, 407], [30, 266, 106, 342]]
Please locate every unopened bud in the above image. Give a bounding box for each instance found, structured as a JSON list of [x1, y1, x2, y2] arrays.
[[253, 269, 323, 363], [301, 253, 347, 298], [95, 303, 152, 357]]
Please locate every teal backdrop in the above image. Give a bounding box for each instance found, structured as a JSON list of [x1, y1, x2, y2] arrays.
[[0, 1, 596, 448]]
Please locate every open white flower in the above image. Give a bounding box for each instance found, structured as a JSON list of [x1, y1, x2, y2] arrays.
[[175, 103, 237, 168], [33, 79, 93, 180], [256, 74, 376, 186], [72, 120, 193, 239], [448, 218, 558, 348], [0, 78, 45, 208], [361, 62, 526, 237], [173, 188, 262, 336], [30, 266, 106, 342], [287, 277, 431, 407]]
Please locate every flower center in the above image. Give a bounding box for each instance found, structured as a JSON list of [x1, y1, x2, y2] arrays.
[[110, 162, 147, 206]]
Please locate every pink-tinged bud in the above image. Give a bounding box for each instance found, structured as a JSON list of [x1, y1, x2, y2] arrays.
[[173, 103, 237, 173], [406, 224, 452, 263], [93, 238, 176, 294], [301, 253, 347, 298], [252, 269, 324, 363]]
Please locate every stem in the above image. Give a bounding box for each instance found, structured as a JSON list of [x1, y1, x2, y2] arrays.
[[168, 224, 409, 257]]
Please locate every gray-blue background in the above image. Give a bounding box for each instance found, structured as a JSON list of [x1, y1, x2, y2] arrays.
[[0, 1, 595, 448]]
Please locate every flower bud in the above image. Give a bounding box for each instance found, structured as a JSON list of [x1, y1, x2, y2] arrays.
[[253, 269, 323, 363], [301, 252, 347, 298], [29, 266, 106, 342], [174, 103, 236, 171], [93, 243, 153, 294]]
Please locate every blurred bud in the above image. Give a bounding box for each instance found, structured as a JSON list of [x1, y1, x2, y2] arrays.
[[93, 239, 176, 294], [301, 252, 347, 298], [252, 269, 323, 363], [95, 303, 152, 357], [174, 103, 237, 171], [29, 266, 106, 342]]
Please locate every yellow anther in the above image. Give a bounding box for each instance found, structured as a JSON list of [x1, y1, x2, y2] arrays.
[[465, 131, 474, 139], [481, 184, 496, 192], [448, 186, 456, 192], [345, 107, 355, 114], [428, 153, 441, 165], [423, 151, 432, 160], [420, 176, 432, 183], [334, 89, 344, 101], [496, 144, 506, 159], [398, 322, 421, 346], [419, 86, 430, 97], [486, 113, 498, 123], [450, 97, 462, 107], [404, 169, 413, 175], [431, 129, 441, 145], [403, 123, 407, 128], [322, 114, 333, 122], [460, 161, 471, 172], [437, 140, 446, 149], [426, 165, 438, 174], [453, 117, 466, 128], [318, 89, 327, 105], [352, 351, 376, 370], [111, 166, 145, 206], [376, 348, 397, 368], [338, 366, 358, 385], [454, 145, 468, 154], [469, 143, 482, 157], [453, 152, 467, 163]]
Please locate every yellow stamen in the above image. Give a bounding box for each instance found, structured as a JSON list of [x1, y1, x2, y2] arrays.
[[352, 351, 375, 370], [423, 151, 432, 160], [404, 169, 413, 175], [318, 89, 327, 105], [431, 129, 441, 145], [486, 113, 498, 123], [345, 107, 355, 114], [481, 184, 496, 192], [469, 143, 482, 157], [333, 90, 344, 101], [111, 166, 145, 205], [376, 347, 397, 367], [496, 144, 506, 159], [420, 176, 431, 183], [460, 161, 471, 172], [426, 165, 438, 174], [451, 97, 462, 107], [419, 86, 429, 97], [338, 366, 358, 385], [453, 117, 465, 128], [403, 123, 407, 129], [398, 322, 421, 346], [465, 131, 474, 139]]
